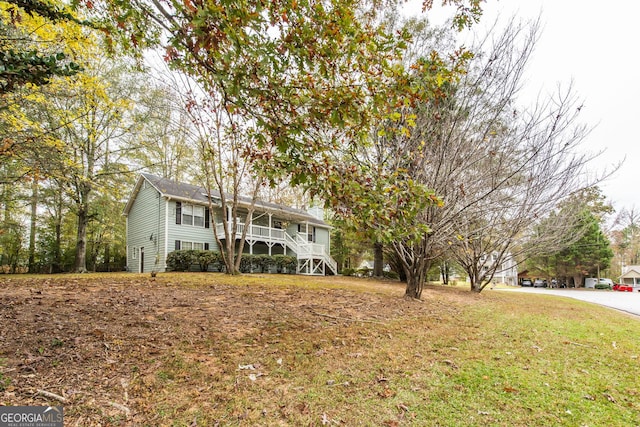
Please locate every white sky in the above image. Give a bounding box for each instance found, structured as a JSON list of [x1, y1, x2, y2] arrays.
[[404, 0, 640, 215]]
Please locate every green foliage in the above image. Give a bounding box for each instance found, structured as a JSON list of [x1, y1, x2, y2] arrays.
[[166, 250, 197, 272], [195, 250, 220, 272], [383, 270, 400, 280], [0, 50, 81, 94], [341, 267, 356, 277], [530, 208, 614, 282], [0, 0, 86, 94], [167, 251, 297, 274], [273, 254, 297, 273]]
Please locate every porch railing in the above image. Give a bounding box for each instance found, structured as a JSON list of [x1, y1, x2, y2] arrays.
[[216, 221, 337, 274]]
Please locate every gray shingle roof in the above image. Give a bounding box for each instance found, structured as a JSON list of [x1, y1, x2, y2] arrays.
[[125, 173, 329, 227]]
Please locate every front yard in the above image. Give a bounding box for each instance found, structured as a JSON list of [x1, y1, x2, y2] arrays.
[[1, 273, 639, 426]]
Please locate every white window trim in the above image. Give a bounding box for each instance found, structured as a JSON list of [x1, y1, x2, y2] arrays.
[[181, 203, 205, 228]]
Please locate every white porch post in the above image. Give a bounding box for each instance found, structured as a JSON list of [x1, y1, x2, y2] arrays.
[[164, 199, 169, 270], [249, 212, 253, 255], [268, 213, 273, 256]]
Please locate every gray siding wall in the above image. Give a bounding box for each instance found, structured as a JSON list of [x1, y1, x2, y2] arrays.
[[166, 200, 220, 258], [314, 227, 330, 249], [126, 181, 166, 273]]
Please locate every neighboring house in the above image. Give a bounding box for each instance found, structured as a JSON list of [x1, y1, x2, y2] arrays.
[[480, 252, 518, 285], [620, 265, 640, 290], [123, 173, 337, 275]]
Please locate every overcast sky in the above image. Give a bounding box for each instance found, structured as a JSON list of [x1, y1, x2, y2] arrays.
[[405, 0, 639, 216]]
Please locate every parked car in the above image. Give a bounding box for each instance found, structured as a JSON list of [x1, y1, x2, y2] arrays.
[[533, 279, 547, 288], [613, 283, 633, 292], [521, 278, 533, 287]]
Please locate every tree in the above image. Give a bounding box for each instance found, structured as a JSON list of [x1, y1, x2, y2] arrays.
[[526, 188, 615, 286], [0, 0, 83, 95], [611, 207, 640, 271], [550, 210, 613, 287], [26, 54, 142, 272], [127, 68, 196, 182], [344, 17, 607, 297]]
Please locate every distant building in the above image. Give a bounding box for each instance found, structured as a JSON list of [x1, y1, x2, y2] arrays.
[[620, 265, 640, 290], [480, 252, 518, 286]]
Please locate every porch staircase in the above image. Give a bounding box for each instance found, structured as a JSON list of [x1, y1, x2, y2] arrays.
[[216, 222, 337, 275], [283, 233, 337, 275]]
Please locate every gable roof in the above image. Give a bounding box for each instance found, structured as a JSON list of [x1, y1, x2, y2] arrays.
[[123, 173, 330, 227], [621, 266, 640, 278]]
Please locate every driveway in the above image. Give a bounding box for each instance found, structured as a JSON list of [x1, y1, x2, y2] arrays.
[[498, 287, 640, 317]]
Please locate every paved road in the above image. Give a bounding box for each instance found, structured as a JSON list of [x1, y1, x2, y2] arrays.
[[498, 287, 640, 317]]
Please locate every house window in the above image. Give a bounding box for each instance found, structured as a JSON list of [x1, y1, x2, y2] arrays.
[[175, 240, 206, 251], [297, 224, 316, 242], [178, 203, 206, 227], [132, 247, 137, 259]]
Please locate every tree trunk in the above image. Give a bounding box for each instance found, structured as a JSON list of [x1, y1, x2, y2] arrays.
[[373, 242, 383, 277], [52, 214, 62, 273], [104, 244, 111, 272], [74, 204, 88, 273], [573, 275, 584, 288], [28, 179, 38, 273], [404, 265, 426, 299], [440, 261, 449, 285]]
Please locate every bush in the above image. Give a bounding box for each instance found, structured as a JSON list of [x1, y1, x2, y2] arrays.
[[167, 251, 298, 274], [383, 270, 400, 280], [341, 268, 356, 276], [254, 254, 275, 273], [239, 254, 254, 273], [196, 251, 220, 272], [166, 250, 197, 271], [273, 254, 297, 273]]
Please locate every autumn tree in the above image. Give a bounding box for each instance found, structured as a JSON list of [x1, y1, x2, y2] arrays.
[[24, 52, 143, 272], [345, 17, 607, 297], [0, 0, 83, 95], [128, 67, 196, 182], [434, 21, 608, 293], [611, 207, 640, 274]]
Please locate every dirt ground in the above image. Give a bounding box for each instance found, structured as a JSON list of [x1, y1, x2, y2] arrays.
[[0, 273, 467, 425]]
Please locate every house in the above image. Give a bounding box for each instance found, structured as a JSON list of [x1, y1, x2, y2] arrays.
[[123, 173, 337, 275], [620, 265, 640, 290], [480, 252, 518, 285]]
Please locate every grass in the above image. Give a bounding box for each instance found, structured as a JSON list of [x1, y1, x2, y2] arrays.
[[1, 273, 639, 426]]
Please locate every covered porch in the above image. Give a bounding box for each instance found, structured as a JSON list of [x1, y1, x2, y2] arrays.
[[214, 218, 337, 275]]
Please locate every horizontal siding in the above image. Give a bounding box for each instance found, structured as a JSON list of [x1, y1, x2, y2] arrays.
[[314, 227, 330, 249], [167, 200, 220, 255], [126, 181, 164, 273]]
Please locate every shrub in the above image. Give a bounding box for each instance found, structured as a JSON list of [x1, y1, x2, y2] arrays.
[[167, 251, 297, 274], [341, 268, 356, 276], [239, 254, 254, 273], [196, 251, 220, 272], [166, 250, 196, 271], [383, 270, 400, 280], [254, 254, 275, 273], [357, 267, 372, 277], [273, 254, 297, 273]]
